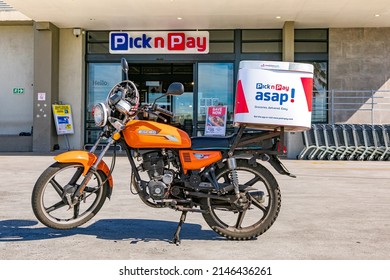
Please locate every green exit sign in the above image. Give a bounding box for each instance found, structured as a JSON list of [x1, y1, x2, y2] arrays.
[[13, 88, 24, 94]]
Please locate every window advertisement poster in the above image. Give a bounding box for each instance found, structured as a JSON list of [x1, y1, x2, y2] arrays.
[[205, 105, 227, 136], [52, 104, 74, 135]]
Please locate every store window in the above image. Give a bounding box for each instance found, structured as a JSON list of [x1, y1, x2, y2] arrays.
[[86, 63, 121, 144], [197, 63, 234, 135], [209, 30, 235, 53], [295, 29, 328, 123], [87, 31, 109, 54], [294, 29, 328, 53], [241, 29, 282, 54], [311, 61, 328, 123]]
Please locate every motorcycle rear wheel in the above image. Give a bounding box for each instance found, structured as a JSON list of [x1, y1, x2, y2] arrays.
[[31, 162, 109, 230], [200, 159, 281, 240]]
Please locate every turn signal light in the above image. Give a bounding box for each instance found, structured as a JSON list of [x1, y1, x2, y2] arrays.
[[112, 132, 121, 141]]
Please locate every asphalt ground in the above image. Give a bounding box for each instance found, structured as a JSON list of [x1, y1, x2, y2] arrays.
[[0, 152, 390, 260]]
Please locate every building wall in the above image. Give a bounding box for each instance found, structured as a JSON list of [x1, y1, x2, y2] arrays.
[[0, 24, 33, 135], [58, 28, 85, 150], [328, 28, 390, 124], [3, 23, 390, 153], [0, 24, 85, 151], [32, 22, 61, 152]]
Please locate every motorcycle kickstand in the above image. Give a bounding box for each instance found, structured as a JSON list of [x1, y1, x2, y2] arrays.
[[172, 210, 188, 245]]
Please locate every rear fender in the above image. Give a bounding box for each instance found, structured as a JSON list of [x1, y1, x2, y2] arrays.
[[248, 154, 296, 178], [54, 151, 114, 188]]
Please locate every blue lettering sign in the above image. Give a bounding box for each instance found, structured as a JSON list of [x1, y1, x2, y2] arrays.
[[256, 91, 291, 105], [129, 34, 152, 48], [110, 32, 128, 51]]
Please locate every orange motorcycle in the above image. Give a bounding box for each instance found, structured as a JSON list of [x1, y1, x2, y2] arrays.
[[31, 58, 295, 244]]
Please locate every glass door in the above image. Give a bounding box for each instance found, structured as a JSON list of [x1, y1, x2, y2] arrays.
[[128, 63, 194, 134], [86, 63, 121, 144], [196, 62, 234, 135], [86, 63, 194, 144]]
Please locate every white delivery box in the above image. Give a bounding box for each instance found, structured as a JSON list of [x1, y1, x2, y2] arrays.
[[234, 60, 314, 132]]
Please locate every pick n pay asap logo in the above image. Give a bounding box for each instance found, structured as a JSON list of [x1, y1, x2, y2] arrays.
[[255, 83, 295, 106], [110, 31, 209, 54], [235, 77, 313, 114]]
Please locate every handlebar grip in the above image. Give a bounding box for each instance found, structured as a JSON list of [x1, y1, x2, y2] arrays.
[[156, 106, 174, 118]]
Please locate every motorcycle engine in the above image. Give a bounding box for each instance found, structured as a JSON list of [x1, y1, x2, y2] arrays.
[[141, 151, 174, 200]]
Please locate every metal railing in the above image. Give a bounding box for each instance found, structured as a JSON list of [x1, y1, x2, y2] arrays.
[[312, 90, 390, 125]]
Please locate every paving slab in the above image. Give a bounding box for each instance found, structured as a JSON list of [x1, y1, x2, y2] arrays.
[[0, 153, 389, 260]]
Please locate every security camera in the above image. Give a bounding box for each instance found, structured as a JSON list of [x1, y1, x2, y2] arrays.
[[73, 28, 81, 37]]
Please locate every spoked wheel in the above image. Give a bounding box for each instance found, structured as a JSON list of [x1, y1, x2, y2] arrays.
[[31, 162, 109, 230], [200, 159, 281, 240]]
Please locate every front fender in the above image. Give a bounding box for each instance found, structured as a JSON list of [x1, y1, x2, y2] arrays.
[[54, 151, 114, 188]]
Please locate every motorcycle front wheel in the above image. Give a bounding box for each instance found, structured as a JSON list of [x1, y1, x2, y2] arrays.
[[200, 159, 281, 240], [31, 162, 109, 230]]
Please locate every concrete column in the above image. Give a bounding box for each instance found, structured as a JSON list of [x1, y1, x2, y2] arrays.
[[58, 28, 86, 150], [33, 22, 59, 152], [283, 21, 295, 62], [282, 21, 303, 158]]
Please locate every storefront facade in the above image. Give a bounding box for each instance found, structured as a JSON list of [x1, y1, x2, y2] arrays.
[[85, 28, 328, 144], [2, 1, 390, 156]]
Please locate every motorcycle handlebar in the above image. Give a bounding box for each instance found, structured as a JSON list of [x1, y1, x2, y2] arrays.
[[154, 105, 174, 118]]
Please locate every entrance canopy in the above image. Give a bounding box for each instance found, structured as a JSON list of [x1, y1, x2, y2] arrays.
[[3, 0, 390, 30]]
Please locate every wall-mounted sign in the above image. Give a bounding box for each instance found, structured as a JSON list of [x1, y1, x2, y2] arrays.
[[13, 88, 24, 94], [52, 104, 74, 135], [37, 92, 46, 101], [109, 31, 209, 54]]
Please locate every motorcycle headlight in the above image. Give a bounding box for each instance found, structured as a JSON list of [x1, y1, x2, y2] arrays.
[[93, 103, 109, 127]]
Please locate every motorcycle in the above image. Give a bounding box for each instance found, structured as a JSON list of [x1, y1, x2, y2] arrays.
[[31, 58, 295, 244]]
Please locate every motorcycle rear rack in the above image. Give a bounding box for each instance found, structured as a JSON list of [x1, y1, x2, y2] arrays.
[[228, 125, 296, 178], [229, 124, 286, 156]]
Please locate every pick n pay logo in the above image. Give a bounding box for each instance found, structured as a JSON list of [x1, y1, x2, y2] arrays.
[[110, 31, 209, 54]]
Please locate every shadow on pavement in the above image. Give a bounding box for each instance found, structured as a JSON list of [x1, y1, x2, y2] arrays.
[[0, 219, 220, 243]]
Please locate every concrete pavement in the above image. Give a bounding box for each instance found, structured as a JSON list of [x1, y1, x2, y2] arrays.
[[0, 152, 389, 260]]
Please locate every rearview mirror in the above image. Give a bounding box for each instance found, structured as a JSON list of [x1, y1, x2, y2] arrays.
[[166, 82, 184, 96], [121, 58, 129, 80]]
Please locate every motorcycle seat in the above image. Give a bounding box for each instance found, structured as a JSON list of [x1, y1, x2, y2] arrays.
[[190, 134, 236, 150]]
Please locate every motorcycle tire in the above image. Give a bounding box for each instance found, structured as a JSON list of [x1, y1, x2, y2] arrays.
[[200, 159, 281, 240], [31, 162, 109, 230]]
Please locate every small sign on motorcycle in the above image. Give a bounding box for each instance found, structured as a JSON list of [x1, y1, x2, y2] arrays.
[[205, 105, 227, 136], [52, 104, 74, 135]]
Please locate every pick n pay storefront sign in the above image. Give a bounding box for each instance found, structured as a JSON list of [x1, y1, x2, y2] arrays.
[[110, 31, 209, 54]]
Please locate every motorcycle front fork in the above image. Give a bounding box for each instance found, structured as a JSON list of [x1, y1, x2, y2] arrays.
[[68, 136, 115, 207]]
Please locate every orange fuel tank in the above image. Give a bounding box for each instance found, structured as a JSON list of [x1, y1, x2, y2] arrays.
[[122, 120, 192, 149]]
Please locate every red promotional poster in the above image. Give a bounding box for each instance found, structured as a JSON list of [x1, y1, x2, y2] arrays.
[[205, 106, 227, 136]]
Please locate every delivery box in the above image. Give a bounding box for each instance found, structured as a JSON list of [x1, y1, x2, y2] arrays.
[[234, 60, 314, 132]]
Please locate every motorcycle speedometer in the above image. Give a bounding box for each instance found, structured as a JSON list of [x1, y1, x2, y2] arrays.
[[93, 103, 109, 127], [115, 99, 132, 115]]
